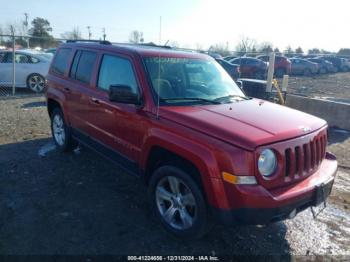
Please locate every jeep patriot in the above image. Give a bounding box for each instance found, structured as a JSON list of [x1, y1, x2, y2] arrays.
[[46, 41, 337, 238]]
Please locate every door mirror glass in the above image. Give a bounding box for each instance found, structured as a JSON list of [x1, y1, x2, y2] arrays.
[[108, 85, 140, 105]]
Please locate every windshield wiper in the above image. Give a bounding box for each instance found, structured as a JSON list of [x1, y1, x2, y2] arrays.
[[160, 97, 221, 104], [213, 95, 251, 103]]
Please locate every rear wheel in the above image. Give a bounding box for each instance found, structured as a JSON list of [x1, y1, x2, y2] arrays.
[[148, 165, 210, 239], [27, 74, 45, 93], [50, 108, 76, 152]]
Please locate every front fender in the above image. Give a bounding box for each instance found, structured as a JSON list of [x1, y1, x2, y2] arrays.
[[140, 127, 231, 208]]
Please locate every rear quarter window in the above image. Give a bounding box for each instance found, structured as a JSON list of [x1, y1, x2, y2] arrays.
[[51, 48, 72, 76]]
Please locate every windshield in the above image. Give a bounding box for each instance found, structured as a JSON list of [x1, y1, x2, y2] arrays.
[[144, 57, 245, 105]]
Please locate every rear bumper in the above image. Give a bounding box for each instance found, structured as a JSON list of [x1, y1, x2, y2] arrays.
[[212, 153, 337, 225]]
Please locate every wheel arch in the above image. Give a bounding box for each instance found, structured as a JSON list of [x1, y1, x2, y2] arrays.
[[47, 98, 62, 117], [141, 131, 229, 208], [26, 72, 45, 84]]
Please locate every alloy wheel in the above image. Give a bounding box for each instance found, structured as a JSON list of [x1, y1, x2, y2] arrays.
[[28, 75, 45, 93], [155, 176, 197, 230], [52, 114, 66, 146]]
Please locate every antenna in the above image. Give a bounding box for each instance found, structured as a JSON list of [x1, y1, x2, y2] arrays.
[[156, 16, 162, 119]]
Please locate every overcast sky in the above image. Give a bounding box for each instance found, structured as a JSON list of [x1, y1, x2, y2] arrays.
[[1, 0, 349, 52]]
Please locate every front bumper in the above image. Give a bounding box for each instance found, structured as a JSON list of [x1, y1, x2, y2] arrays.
[[212, 152, 337, 225]]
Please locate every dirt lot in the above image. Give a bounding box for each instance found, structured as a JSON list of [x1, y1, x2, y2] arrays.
[[0, 95, 349, 256], [287, 72, 350, 102]]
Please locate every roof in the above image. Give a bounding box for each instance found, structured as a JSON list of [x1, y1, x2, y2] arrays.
[[60, 41, 211, 60]]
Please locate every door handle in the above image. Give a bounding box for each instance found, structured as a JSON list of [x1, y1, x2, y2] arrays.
[[90, 97, 101, 104], [63, 87, 70, 93]]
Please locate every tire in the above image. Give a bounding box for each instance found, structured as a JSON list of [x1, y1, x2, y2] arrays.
[[50, 108, 76, 152], [148, 165, 210, 239], [303, 68, 312, 76], [27, 74, 45, 93]]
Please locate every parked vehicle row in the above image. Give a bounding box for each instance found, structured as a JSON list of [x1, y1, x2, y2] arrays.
[[221, 54, 350, 78], [1, 46, 349, 93]]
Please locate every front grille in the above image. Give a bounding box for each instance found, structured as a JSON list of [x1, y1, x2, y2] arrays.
[[284, 134, 327, 180]]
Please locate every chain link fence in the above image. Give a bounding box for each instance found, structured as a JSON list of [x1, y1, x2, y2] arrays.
[[0, 34, 61, 98]]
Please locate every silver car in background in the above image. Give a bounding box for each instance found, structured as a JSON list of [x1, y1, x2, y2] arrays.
[[0, 50, 53, 93]]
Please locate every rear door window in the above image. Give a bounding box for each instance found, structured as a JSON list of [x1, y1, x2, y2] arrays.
[[71, 50, 97, 84], [51, 48, 72, 76]]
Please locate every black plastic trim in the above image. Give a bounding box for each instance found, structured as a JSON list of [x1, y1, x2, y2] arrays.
[[71, 128, 142, 177]]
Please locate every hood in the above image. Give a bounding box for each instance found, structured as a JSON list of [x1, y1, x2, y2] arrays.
[[160, 99, 327, 150]]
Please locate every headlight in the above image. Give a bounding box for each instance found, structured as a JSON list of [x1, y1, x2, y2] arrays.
[[258, 149, 277, 177]]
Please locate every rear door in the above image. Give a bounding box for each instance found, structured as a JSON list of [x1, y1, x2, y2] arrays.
[[66, 49, 98, 135]]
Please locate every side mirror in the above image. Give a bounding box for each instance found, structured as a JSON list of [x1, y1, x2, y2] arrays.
[[108, 85, 141, 105]]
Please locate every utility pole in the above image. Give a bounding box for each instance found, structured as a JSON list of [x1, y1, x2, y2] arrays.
[[10, 25, 16, 95], [23, 12, 29, 48], [102, 28, 106, 41], [87, 26, 92, 40]]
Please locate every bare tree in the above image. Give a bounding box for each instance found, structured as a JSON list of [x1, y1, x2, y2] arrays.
[[284, 45, 293, 54], [168, 41, 179, 48], [5, 21, 26, 36], [209, 42, 231, 57], [235, 36, 257, 55], [259, 41, 274, 53], [129, 30, 144, 44], [195, 42, 204, 51], [295, 46, 303, 54], [61, 27, 83, 40]]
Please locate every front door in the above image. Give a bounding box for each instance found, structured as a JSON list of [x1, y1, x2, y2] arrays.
[[88, 53, 146, 164]]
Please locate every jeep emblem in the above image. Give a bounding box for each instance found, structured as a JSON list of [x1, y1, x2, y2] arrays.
[[300, 126, 311, 133]]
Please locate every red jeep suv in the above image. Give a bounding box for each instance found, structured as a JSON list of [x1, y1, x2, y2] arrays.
[[46, 41, 337, 239]]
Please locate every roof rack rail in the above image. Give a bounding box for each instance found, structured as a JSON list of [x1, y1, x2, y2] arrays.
[[66, 39, 112, 45], [112, 42, 172, 49]]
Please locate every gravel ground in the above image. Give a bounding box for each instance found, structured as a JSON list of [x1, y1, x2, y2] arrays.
[[287, 72, 350, 102], [0, 96, 349, 256]]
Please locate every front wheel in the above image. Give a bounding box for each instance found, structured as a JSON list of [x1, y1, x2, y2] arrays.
[[148, 165, 210, 239], [50, 108, 76, 152]]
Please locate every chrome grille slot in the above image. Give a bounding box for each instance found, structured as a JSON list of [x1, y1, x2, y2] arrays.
[[295, 146, 300, 176], [285, 148, 291, 177], [284, 134, 327, 182]]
